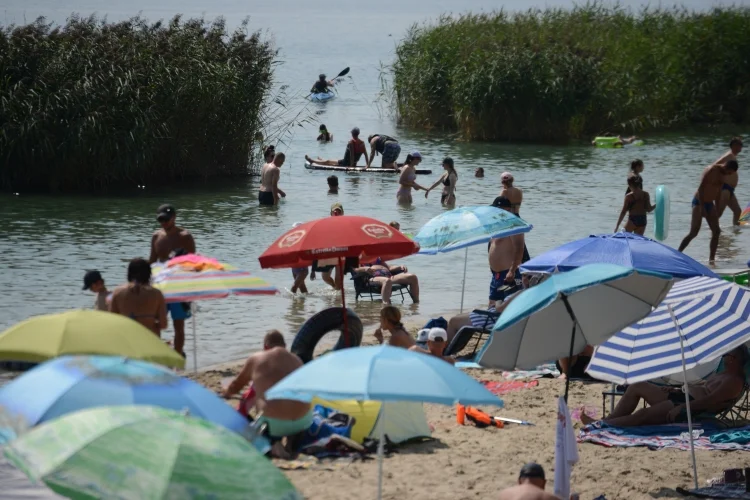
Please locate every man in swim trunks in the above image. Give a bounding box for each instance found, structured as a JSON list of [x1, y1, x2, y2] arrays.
[[678, 160, 737, 263], [488, 199, 525, 307], [110, 258, 168, 336], [716, 137, 743, 225], [498, 463, 562, 500], [223, 330, 312, 452], [366, 133, 401, 169], [409, 328, 455, 364], [149, 204, 195, 355], [581, 347, 747, 427], [259, 152, 286, 206], [306, 127, 367, 168]]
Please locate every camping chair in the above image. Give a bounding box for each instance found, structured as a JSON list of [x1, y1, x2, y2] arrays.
[[350, 269, 411, 302], [708, 383, 750, 428], [444, 309, 499, 359]]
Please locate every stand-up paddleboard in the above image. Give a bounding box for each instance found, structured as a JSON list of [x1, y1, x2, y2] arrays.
[[739, 202, 750, 225], [654, 185, 670, 241], [304, 161, 432, 174]]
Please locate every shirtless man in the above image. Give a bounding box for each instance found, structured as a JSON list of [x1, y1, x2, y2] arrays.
[[716, 137, 743, 225], [409, 328, 455, 364], [581, 347, 747, 427], [258, 152, 286, 206], [149, 204, 195, 355], [223, 330, 312, 446], [110, 258, 168, 336], [488, 198, 525, 307], [678, 160, 737, 263], [498, 463, 562, 500]]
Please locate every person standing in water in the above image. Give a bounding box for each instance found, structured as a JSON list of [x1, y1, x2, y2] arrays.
[[492, 171, 530, 263], [626, 159, 644, 194], [397, 152, 426, 204], [716, 137, 743, 225], [615, 175, 655, 235], [366, 133, 401, 169], [149, 204, 195, 355], [317, 124, 333, 142], [678, 160, 738, 264], [425, 157, 458, 206], [259, 152, 286, 206], [110, 258, 168, 336]]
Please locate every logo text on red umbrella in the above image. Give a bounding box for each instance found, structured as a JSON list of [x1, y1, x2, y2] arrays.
[[361, 224, 392, 239], [311, 247, 349, 254], [278, 230, 306, 248]]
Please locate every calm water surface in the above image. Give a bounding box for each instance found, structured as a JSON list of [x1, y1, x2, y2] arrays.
[[1, 0, 749, 368]]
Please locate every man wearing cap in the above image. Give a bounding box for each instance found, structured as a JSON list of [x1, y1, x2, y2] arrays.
[[306, 127, 367, 168], [149, 204, 196, 356], [409, 328, 455, 365], [82, 270, 108, 311], [498, 463, 562, 500]]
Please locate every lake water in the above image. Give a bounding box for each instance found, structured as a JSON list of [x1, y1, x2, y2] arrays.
[[1, 0, 749, 368]]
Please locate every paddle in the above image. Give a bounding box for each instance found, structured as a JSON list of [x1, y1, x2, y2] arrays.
[[307, 67, 350, 98]]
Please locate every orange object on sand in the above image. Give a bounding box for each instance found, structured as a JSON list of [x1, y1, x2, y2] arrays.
[[464, 406, 503, 428], [167, 254, 225, 271], [456, 404, 466, 425]]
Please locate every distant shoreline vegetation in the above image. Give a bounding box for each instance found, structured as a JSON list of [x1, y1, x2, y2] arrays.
[[0, 15, 275, 193], [389, 4, 750, 142]]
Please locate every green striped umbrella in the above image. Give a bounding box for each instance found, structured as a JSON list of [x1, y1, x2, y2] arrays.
[[4, 405, 301, 500]]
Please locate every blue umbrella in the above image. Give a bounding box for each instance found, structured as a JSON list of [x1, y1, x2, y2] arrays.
[[413, 205, 533, 312], [0, 355, 253, 443], [476, 264, 673, 400], [520, 232, 717, 279], [586, 276, 750, 488], [265, 345, 502, 500]]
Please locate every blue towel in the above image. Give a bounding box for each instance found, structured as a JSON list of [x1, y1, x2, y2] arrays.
[[710, 429, 750, 444]]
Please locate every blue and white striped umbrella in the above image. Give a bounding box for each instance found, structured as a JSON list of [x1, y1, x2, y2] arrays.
[[587, 276, 750, 384]]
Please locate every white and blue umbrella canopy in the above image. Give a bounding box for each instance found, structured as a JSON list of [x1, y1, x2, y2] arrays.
[[413, 205, 532, 254], [587, 276, 750, 384], [476, 264, 673, 370]]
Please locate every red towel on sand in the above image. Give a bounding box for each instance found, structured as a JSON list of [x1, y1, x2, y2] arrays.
[[481, 380, 539, 395]]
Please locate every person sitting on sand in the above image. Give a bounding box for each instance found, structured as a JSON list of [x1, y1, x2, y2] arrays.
[[498, 463, 562, 500], [327, 175, 339, 194], [615, 174, 655, 236], [374, 305, 416, 349], [223, 330, 312, 454], [109, 258, 168, 336], [306, 127, 366, 168], [557, 345, 594, 380], [409, 328, 455, 364], [581, 347, 747, 427], [353, 258, 420, 304]]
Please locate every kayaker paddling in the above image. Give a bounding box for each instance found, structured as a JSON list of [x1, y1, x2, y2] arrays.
[[311, 74, 334, 94]]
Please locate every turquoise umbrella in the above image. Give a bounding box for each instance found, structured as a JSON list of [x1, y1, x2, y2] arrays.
[[413, 206, 533, 312]]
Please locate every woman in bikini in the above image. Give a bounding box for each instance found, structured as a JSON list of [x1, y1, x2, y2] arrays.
[[353, 258, 420, 304], [425, 157, 458, 206], [397, 152, 426, 205], [373, 306, 415, 349], [109, 258, 168, 336], [615, 174, 655, 235]]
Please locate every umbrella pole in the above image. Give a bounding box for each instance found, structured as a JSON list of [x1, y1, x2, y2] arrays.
[[377, 403, 386, 500], [668, 305, 699, 489], [192, 307, 198, 372], [460, 247, 468, 313], [339, 258, 349, 347], [562, 295, 577, 403]]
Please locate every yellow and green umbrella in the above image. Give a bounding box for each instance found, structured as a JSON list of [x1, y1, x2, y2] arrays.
[[5, 405, 301, 500], [0, 310, 185, 369]]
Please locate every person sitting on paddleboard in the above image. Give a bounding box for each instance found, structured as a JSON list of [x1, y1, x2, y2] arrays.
[[317, 124, 333, 142], [366, 133, 401, 169], [310, 74, 334, 94], [626, 159, 644, 194], [615, 174, 654, 235], [424, 157, 458, 206], [716, 137, 743, 225], [305, 127, 366, 168]]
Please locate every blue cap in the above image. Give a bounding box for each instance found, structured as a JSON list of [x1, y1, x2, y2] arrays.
[[411, 151, 422, 159]]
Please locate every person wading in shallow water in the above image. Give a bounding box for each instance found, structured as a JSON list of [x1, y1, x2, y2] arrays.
[[149, 204, 195, 357], [259, 152, 287, 206]]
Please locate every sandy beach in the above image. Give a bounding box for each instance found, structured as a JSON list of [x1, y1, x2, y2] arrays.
[[190, 328, 745, 500]]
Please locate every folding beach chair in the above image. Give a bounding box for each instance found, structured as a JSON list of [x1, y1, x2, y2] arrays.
[[444, 309, 499, 358], [350, 269, 411, 302]]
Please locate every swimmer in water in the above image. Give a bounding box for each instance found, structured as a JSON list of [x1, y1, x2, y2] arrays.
[[615, 174, 655, 235], [626, 159, 644, 194], [716, 137, 743, 225], [475, 167, 484, 178], [317, 124, 333, 142]]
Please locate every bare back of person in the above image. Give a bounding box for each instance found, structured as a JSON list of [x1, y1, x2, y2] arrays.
[[248, 347, 310, 420], [388, 328, 416, 349], [498, 484, 561, 500], [260, 163, 278, 193], [499, 186, 523, 214], [109, 284, 167, 335], [697, 164, 725, 203], [151, 227, 194, 263]]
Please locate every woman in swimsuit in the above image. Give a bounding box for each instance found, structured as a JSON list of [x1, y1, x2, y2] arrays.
[[615, 175, 655, 235], [626, 159, 644, 194], [397, 152, 426, 205], [425, 157, 458, 206], [109, 258, 168, 336], [495, 171, 523, 215], [353, 258, 420, 304], [317, 124, 333, 142], [373, 306, 416, 349]]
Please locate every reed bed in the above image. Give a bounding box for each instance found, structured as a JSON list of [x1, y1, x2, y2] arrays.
[[0, 15, 275, 192], [390, 4, 750, 141]]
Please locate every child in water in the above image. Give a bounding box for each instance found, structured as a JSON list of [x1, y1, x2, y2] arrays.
[[615, 174, 655, 235], [626, 159, 644, 194], [317, 124, 333, 142]]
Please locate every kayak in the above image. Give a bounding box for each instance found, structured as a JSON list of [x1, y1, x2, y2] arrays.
[[304, 161, 432, 175], [309, 91, 335, 102]]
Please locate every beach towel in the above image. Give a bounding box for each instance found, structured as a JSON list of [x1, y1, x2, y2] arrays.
[[501, 363, 560, 380], [481, 380, 538, 395], [578, 422, 750, 451], [711, 430, 750, 445]]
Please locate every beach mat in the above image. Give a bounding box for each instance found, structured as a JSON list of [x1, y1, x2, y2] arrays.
[[579, 422, 750, 451], [481, 380, 538, 395], [677, 484, 750, 498]]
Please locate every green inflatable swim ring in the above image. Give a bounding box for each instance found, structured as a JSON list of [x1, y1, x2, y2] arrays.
[[593, 137, 623, 148]]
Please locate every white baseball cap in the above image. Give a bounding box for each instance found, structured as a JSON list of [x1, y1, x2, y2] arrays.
[[416, 329, 430, 343], [428, 328, 447, 342]]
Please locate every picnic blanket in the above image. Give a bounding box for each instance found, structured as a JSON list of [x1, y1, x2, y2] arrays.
[[481, 380, 539, 395], [579, 422, 750, 451]]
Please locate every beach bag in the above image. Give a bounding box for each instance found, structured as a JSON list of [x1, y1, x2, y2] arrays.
[[422, 317, 448, 331]]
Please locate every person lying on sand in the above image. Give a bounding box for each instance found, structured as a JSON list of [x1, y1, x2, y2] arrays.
[[498, 463, 562, 500], [409, 328, 455, 364], [580, 347, 747, 427], [223, 330, 312, 456], [374, 306, 415, 349]]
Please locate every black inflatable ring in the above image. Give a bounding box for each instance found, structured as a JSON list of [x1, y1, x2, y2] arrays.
[[291, 307, 363, 363]]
